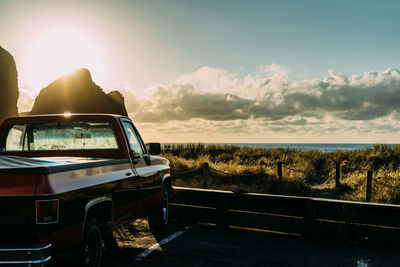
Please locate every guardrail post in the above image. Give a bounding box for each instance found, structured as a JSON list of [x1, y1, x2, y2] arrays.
[[303, 199, 316, 237], [203, 162, 209, 189], [277, 162, 283, 179], [335, 162, 341, 188], [366, 170, 373, 202], [216, 196, 229, 228]]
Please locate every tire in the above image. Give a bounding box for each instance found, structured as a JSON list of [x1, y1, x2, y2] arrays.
[[79, 217, 102, 267], [103, 230, 119, 252], [148, 188, 169, 232]]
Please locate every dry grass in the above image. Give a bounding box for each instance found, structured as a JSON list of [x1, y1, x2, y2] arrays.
[[162, 144, 400, 204]]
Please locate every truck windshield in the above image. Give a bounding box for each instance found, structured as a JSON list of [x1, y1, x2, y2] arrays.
[[1, 121, 119, 151]]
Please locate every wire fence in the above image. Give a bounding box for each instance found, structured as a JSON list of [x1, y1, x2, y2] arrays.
[[342, 166, 372, 173], [171, 162, 391, 179], [372, 176, 400, 192], [282, 166, 311, 174], [170, 161, 400, 202], [171, 169, 199, 176], [209, 167, 267, 177]]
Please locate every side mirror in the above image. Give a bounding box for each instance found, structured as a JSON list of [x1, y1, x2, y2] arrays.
[[147, 143, 161, 155]]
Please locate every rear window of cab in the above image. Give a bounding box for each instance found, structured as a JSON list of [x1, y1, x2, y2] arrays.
[[0, 121, 119, 152]]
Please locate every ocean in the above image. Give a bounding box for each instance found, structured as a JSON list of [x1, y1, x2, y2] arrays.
[[163, 143, 399, 153]]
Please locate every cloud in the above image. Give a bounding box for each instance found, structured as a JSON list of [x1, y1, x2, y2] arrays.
[[128, 66, 400, 124], [120, 65, 400, 142], [119, 90, 140, 113], [133, 84, 253, 122], [176, 66, 240, 94], [270, 118, 307, 126]]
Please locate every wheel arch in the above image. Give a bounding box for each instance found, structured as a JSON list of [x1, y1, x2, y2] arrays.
[[83, 197, 114, 236], [162, 174, 172, 195]]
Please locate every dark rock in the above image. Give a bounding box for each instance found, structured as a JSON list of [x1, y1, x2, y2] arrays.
[[107, 90, 125, 107], [0, 46, 19, 124], [30, 68, 128, 116]]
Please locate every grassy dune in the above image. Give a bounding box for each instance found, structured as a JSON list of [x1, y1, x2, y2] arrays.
[[161, 144, 400, 204]]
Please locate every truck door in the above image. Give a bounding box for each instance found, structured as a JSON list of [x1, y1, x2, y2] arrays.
[[120, 120, 161, 214]]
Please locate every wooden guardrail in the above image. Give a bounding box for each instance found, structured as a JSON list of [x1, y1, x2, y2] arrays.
[[173, 162, 400, 202], [170, 186, 400, 244]]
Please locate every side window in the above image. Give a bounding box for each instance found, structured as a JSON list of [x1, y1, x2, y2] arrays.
[[122, 122, 144, 156], [5, 126, 25, 151]]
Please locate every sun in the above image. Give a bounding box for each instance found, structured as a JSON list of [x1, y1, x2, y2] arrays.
[[23, 25, 105, 91]]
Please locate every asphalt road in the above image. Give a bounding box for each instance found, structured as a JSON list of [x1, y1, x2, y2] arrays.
[[96, 219, 399, 267]]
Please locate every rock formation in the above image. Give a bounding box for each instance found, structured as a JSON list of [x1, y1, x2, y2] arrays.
[[30, 68, 128, 116], [0, 46, 19, 124]]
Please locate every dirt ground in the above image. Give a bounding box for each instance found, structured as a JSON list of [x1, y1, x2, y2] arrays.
[[54, 219, 399, 266]]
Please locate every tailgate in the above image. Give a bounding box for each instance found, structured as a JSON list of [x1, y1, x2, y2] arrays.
[[0, 174, 37, 196], [0, 195, 36, 243], [0, 174, 37, 243]]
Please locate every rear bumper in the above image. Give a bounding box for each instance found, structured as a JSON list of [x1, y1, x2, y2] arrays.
[[0, 244, 51, 266]]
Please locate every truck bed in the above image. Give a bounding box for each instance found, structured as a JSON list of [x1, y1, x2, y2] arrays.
[[0, 156, 130, 175]]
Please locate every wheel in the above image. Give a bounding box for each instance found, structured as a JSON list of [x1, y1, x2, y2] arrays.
[[148, 188, 169, 232], [79, 217, 102, 267]]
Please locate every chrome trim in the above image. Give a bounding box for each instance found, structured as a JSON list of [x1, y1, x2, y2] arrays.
[[0, 244, 51, 252], [35, 199, 59, 224], [0, 256, 51, 264], [162, 174, 172, 190], [162, 173, 171, 183], [82, 197, 114, 236], [0, 244, 52, 265], [84, 197, 113, 213]]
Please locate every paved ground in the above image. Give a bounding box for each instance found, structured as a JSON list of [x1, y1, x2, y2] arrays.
[[53, 218, 399, 266], [96, 219, 399, 267]]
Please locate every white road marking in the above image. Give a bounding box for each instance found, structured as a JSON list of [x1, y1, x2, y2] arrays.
[[135, 226, 192, 262], [357, 258, 369, 267]]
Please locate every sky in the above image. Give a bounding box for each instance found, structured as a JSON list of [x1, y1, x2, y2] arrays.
[[1, 0, 400, 143]]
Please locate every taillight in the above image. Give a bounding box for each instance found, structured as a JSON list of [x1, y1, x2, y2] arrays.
[[36, 199, 59, 224]]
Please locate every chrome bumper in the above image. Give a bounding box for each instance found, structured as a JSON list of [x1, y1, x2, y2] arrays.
[[0, 244, 51, 266]]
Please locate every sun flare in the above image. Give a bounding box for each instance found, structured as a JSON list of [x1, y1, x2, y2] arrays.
[[23, 25, 105, 91]]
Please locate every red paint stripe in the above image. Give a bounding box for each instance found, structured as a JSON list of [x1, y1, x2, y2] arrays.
[[0, 174, 36, 195]]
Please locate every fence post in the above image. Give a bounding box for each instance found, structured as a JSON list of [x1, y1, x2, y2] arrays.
[[203, 162, 209, 189], [393, 161, 398, 172], [366, 170, 373, 202], [335, 162, 341, 188], [277, 162, 283, 179]]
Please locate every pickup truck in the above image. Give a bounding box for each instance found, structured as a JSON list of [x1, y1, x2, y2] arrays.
[[0, 114, 171, 266]]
